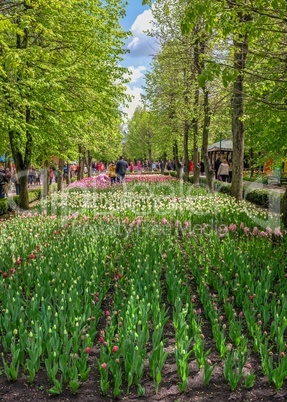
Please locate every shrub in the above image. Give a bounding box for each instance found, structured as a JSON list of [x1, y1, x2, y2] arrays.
[[0, 189, 42, 216], [163, 171, 177, 177], [244, 187, 283, 210], [11, 189, 41, 207], [0, 199, 8, 215], [215, 181, 231, 194]]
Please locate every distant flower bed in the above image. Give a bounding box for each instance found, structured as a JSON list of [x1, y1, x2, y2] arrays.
[[126, 174, 176, 182], [67, 174, 176, 190], [67, 174, 110, 190]]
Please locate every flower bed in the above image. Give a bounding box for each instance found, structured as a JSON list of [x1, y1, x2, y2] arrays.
[[0, 181, 287, 401], [66, 174, 176, 191]]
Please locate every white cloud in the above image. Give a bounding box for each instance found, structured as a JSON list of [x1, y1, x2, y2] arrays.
[[122, 85, 143, 120], [131, 9, 154, 36], [127, 37, 139, 50], [126, 9, 158, 58], [122, 7, 159, 120], [126, 65, 146, 84]]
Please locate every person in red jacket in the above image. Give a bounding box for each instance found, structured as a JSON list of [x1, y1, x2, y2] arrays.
[[189, 160, 194, 173]]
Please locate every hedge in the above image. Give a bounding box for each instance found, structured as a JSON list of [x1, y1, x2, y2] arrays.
[[164, 172, 284, 211], [0, 189, 41, 216]]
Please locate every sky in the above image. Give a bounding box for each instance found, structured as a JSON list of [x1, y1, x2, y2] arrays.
[[120, 1, 158, 120]]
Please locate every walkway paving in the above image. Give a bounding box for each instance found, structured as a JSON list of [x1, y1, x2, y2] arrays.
[[243, 181, 286, 194], [7, 184, 42, 198]]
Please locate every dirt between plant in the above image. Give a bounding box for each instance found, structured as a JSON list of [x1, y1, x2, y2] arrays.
[[0, 360, 286, 402], [1, 320, 287, 402]]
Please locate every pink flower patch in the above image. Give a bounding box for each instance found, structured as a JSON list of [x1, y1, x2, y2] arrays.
[[228, 223, 237, 232], [274, 227, 283, 237], [252, 227, 259, 235]]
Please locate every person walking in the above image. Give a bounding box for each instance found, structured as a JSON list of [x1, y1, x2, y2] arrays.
[[199, 160, 205, 176], [0, 168, 8, 199], [217, 159, 229, 182], [116, 156, 128, 183], [107, 161, 117, 185], [214, 157, 221, 180], [49, 167, 54, 185], [137, 160, 142, 174], [4, 168, 11, 197]]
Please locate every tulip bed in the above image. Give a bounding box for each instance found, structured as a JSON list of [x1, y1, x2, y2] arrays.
[[0, 176, 287, 401]]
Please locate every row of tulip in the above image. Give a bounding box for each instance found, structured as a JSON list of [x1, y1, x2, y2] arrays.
[[0, 178, 286, 396]]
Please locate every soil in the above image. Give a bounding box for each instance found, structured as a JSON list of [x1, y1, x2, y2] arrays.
[[1, 314, 286, 402]]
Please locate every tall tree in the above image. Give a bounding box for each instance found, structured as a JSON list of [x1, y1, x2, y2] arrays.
[[0, 0, 128, 208]]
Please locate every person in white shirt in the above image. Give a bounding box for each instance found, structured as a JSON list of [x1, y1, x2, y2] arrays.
[[217, 159, 229, 182]]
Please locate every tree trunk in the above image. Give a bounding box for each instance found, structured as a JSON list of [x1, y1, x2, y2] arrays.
[[148, 146, 152, 167], [191, 36, 202, 186], [230, 33, 248, 200], [183, 66, 190, 183], [77, 155, 81, 181], [202, 88, 213, 191], [183, 120, 189, 181], [77, 145, 85, 180], [161, 152, 167, 174], [42, 160, 49, 197], [57, 158, 65, 192], [9, 114, 32, 210], [192, 84, 200, 182], [87, 150, 92, 177], [192, 106, 200, 185], [282, 188, 287, 229], [18, 174, 29, 209], [66, 164, 70, 184], [250, 148, 254, 178], [173, 139, 181, 179]]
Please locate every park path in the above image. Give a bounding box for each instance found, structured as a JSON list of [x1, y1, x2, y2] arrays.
[[242, 180, 285, 193]]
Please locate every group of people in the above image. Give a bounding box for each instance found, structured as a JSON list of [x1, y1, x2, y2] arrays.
[[163, 157, 232, 182], [0, 167, 20, 198], [107, 157, 129, 184], [106, 158, 168, 185]]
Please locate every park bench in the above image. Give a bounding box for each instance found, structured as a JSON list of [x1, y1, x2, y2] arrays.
[[267, 175, 287, 186]]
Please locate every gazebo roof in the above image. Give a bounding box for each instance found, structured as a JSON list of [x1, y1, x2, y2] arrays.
[[208, 139, 233, 152]]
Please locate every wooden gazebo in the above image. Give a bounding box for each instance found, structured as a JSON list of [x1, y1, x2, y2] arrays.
[[207, 139, 233, 167]]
